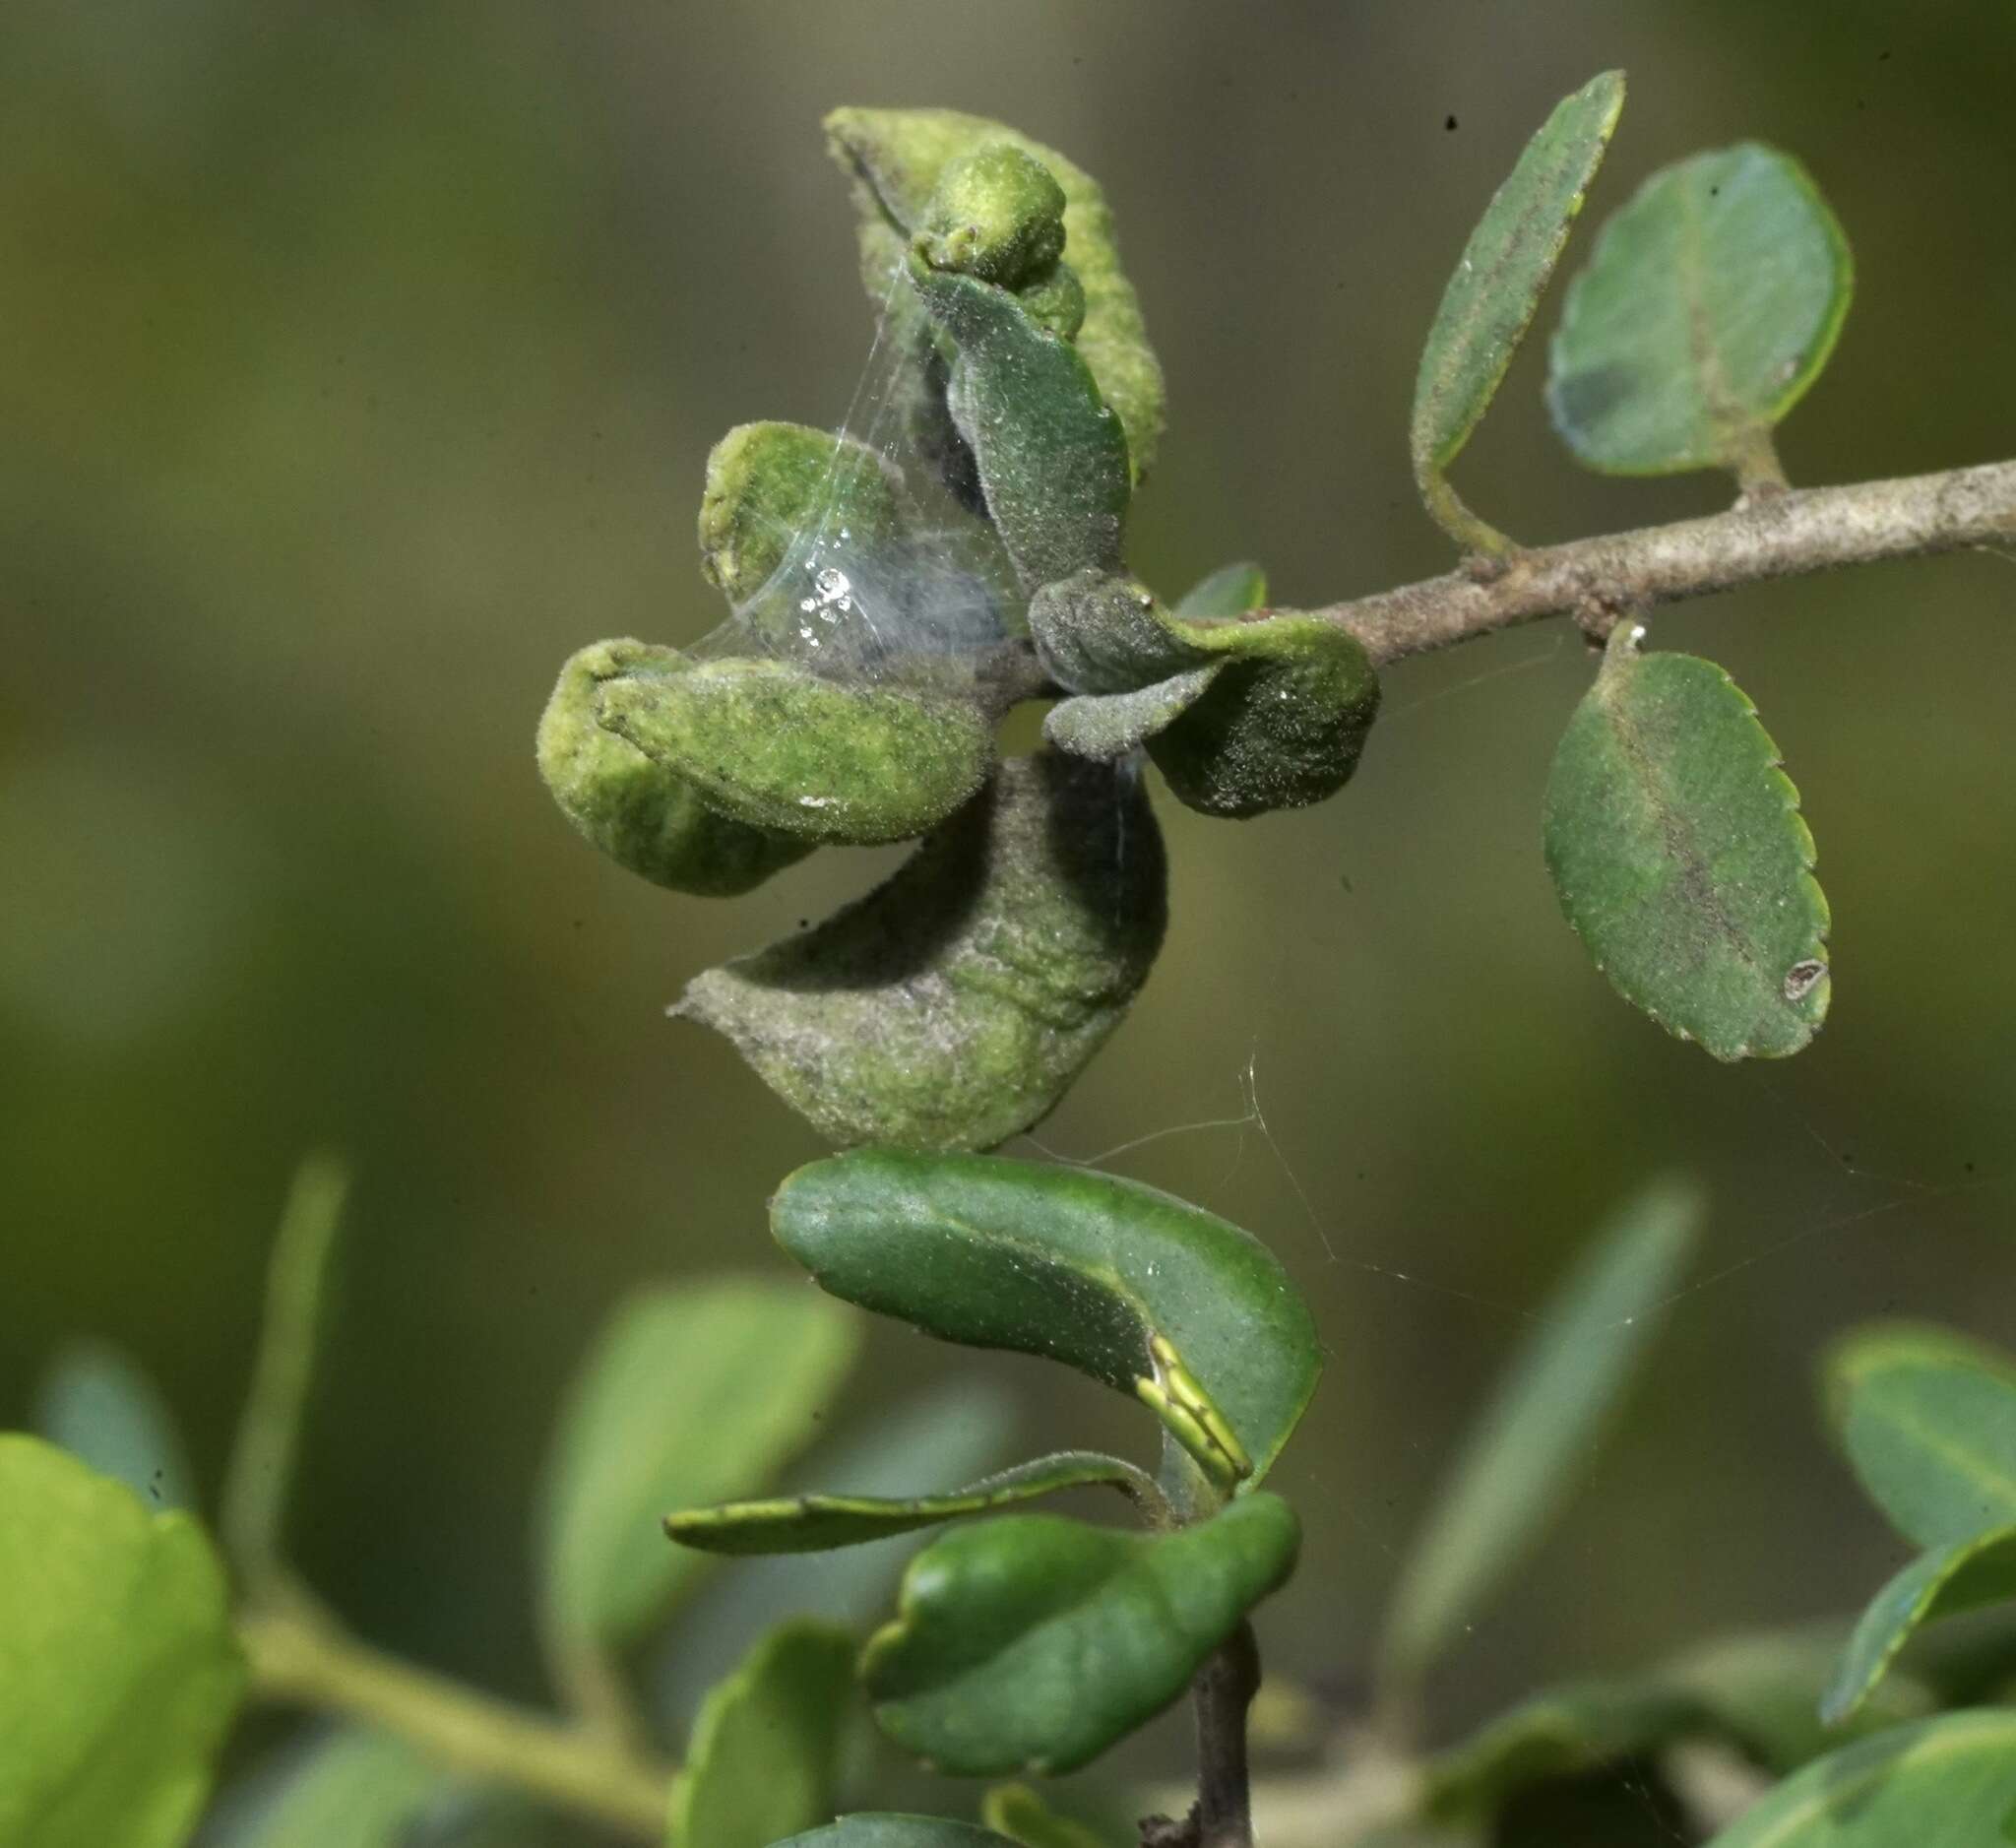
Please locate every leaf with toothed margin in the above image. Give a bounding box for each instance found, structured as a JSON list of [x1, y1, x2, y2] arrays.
[[677, 752, 1166, 1154], [1412, 70, 1625, 555], [863, 1496, 1299, 1776], [1543, 624, 1830, 1060], [1547, 145, 1853, 480], [536, 641, 812, 896], [778, 1820, 1017, 1847], [768, 1149, 1321, 1506], [598, 656, 994, 847], [666, 1450, 1162, 1556]]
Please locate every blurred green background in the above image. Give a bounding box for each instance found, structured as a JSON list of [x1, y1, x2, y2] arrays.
[[4, 0, 2013, 1827]]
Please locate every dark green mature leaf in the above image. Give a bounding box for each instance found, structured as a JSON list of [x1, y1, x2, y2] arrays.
[[678, 752, 1166, 1153], [826, 108, 1166, 478], [34, 1339, 196, 1513], [666, 1450, 1160, 1555], [0, 1435, 244, 1848], [599, 657, 993, 847], [1411, 71, 1625, 554], [980, 1785, 1111, 1848], [1702, 1711, 2016, 1846], [538, 1281, 859, 1649], [1824, 1323, 2016, 1548], [779, 1819, 1015, 1847], [771, 1150, 1322, 1501], [908, 256, 1131, 594], [669, 1620, 856, 1848], [224, 1729, 447, 1848], [863, 1496, 1299, 1775], [537, 640, 812, 896], [1381, 1177, 1702, 1689], [1823, 1527, 2016, 1726], [1548, 144, 1853, 479], [1544, 625, 1829, 1060]]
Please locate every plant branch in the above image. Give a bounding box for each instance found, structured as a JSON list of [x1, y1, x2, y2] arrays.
[[1314, 457, 2016, 666], [1141, 1622, 1262, 1848], [239, 1602, 674, 1841]]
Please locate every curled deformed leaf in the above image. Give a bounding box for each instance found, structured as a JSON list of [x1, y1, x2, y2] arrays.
[[1412, 71, 1625, 554], [909, 255, 1131, 593], [1029, 569, 1200, 696], [769, 1149, 1321, 1500], [667, 1450, 1162, 1556], [1823, 1526, 2016, 1726], [1823, 1323, 2016, 1549], [0, 1435, 245, 1848], [670, 1619, 857, 1848], [678, 751, 1166, 1152], [1548, 144, 1853, 480], [598, 655, 993, 847], [537, 640, 812, 895], [1543, 625, 1829, 1059], [1044, 666, 1223, 761], [826, 108, 1166, 478], [863, 1496, 1299, 1775], [1700, 1711, 2016, 1848], [917, 146, 1068, 287]]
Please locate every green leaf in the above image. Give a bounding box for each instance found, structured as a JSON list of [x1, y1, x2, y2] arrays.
[[678, 752, 1166, 1153], [34, 1339, 196, 1513], [0, 1435, 244, 1848], [779, 1819, 1015, 1847], [1543, 625, 1830, 1060], [669, 1619, 856, 1848], [1411, 70, 1625, 554], [538, 1280, 860, 1650], [667, 1449, 1160, 1555], [1044, 667, 1223, 762], [599, 657, 994, 847], [770, 1150, 1322, 1502], [908, 255, 1131, 594], [537, 640, 813, 896], [1380, 1176, 1702, 1689], [825, 108, 1166, 478], [1823, 1323, 2016, 1548], [226, 1729, 447, 1847], [1701, 1711, 2016, 1847], [1823, 1526, 2016, 1726], [864, 1495, 1299, 1775], [1548, 144, 1853, 479], [1173, 561, 1267, 618], [981, 1785, 1111, 1848]]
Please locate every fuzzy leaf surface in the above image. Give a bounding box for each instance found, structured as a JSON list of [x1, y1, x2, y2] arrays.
[[863, 1496, 1299, 1775], [1411, 70, 1624, 550], [1382, 1177, 1702, 1689], [771, 1149, 1321, 1498], [0, 1435, 244, 1848], [538, 1281, 859, 1647], [666, 1450, 1158, 1556], [1544, 628, 1829, 1059], [1548, 144, 1853, 476]]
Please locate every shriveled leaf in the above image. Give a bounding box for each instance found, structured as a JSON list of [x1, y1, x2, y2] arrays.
[[981, 1785, 1111, 1848], [1173, 561, 1267, 618], [666, 1450, 1160, 1555], [1043, 666, 1222, 761], [1824, 1527, 2016, 1726], [0, 1435, 244, 1848], [537, 640, 811, 896], [599, 656, 993, 847], [1544, 626, 1829, 1059], [909, 256, 1131, 593], [678, 752, 1166, 1153], [917, 146, 1068, 288], [669, 1620, 856, 1848], [826, 108, 1166, 478], [771, 1150, 1322, 1502], [1028, 569, 1202, 695], [225, 1729, 447, 1848], [779, 1819, 1015, 1847], [34, 1339, 195, 1513], [1824, 1323, 2016, 1548], [1701, 1711, 2016, 1847], [1381, 1176, 1702, 1689], [538, 1280, 859, 1648], [863, 1496, 1299, 1775], [1548, 144, 1853, 478], [1412, 71, 1625, 553]]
